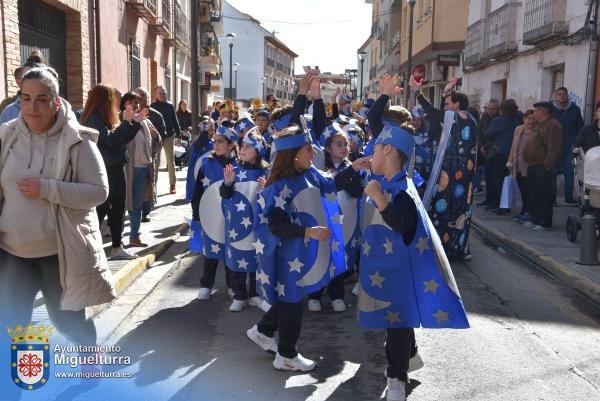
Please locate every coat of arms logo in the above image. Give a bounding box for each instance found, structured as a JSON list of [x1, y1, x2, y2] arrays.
[[7, 324, 53, 390]]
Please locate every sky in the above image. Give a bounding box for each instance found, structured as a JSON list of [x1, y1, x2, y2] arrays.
[[225, 0, 372, 75]]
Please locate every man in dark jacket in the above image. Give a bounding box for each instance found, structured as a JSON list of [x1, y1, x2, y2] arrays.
[[573, 100, 600, 153], [476, 99, 499, 205], [484, 100, 519, 212], [524, 102, 563, 230], [552, 87, 583, 205], [151, 85, 181, 194]]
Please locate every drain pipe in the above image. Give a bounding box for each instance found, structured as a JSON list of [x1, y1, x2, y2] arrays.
[[584, 0, 598, 124], [93, 0, 102, 84]]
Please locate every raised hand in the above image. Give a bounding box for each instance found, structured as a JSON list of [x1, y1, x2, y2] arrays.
[[308, 76, 321, 100], [223, 164, 236, 185], [352, 156, 372, 171], [444, 76, 460, 94], [133, 107, 149, 123], [122, 105, 135, 122], [409, 75, 423, 93], [298, 70, 316, 95], [381, 74, 403, 97]]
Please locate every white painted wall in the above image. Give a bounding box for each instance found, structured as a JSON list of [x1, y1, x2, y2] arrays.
[[218, 1, 266, 101]]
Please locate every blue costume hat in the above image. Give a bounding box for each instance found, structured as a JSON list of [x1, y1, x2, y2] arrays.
[[375, 126, 416, 159], [343, 123, 364, 147], [273, 130, 312, 152], [215, 126, 238, 142], [336, 115, 350, 125], [234, 117, 255, 134], [364, 98, 375, 108], [255, 108, 271, 118], [411, 105, 425, 119], [320, 122, 347, 146], [242, 128, 266, 159], [342, 94, 353, 103], [272, 113, 292, 132]]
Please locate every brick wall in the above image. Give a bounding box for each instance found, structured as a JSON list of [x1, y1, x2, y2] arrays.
[[2, 1, 21, 98]]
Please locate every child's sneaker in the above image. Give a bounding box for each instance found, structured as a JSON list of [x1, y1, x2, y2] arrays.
[[248, 296, 263, 308], [227, 288, 235, 298], [197, 287, 211, 300], [246, 325, 277, 354], [352, 283, 359, 296], [229, 299, 248, 312], [308, 299, 321, 312], [385, 377, 406, 401], [272, 352, 316, 372], [331, 299, 346, 312]]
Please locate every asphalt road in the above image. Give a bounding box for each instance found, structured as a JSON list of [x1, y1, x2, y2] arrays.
[[47, 230, 600, 401]]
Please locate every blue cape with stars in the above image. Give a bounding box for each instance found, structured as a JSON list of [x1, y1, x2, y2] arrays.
[[253, 167, 347, 303], [191, 156, 239, 259], [358, 170, 469, 329], [186, 139, 213, 202], [223, 166, 267, 273]]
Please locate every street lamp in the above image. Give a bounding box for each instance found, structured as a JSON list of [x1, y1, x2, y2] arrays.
[[260, 76, 266, 100], [406, 0, 416, 102], [226, 32, 236, 100], [344, 68, 351, 94], [358, 50, 366, 100], [233, 62, 239, 101], [351, 69, 358, 98]]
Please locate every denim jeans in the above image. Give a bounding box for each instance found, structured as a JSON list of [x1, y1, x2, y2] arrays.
[[129, 166, 149, 240]]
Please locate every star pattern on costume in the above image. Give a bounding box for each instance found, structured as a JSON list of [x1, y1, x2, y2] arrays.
[[275, 282, 286, 297], [240, 216, 252, 229], [201, 177, 210, 187], [424, 279, 440, 294], [235, 200, 246, 212], [332, 214, 344, 225], [227, 247, 232, 259], [279, 185, 293, 200], [350, 237, 358, 248], [383, 238, 394, 255], [369, 271, 385, 288], [237, 258, 248, 270], [329, 263, 336, 278], [252, 239, 265, 254], [256, 270, 270, 286], [257, 195, 266, 210], [288, 257, 304, 273], [304, 237, 311, 247], [259, 213, 268, 224], [384, 310, 401, 324], [211, 243, 221, 254], [236, 170, 248, 181], [229, 228, 238, 240], [332, 240, 340, 252], [433, 309, 449, 323], [363, 241, 371, 257], [415, 237, 430, 255], [274, 195, 286, 209], [378, 129, 393, 142]]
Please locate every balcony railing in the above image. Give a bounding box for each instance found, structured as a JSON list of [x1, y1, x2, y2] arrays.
[[200, 41, 220, 60], [391, 31, 400, 48], [523, 0, 567, 45], [126, 0, 157, 20], [175, 1, 189, 47], [464, 19, 487, 66], [484, 2, 520, 59], [162, 0, 172, 31], [148, 0, 172, 37]]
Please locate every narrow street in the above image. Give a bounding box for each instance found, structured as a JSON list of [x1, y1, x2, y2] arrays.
[[49, 221, 599, 401]]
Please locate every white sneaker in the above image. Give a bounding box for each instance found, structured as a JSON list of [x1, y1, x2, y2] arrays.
[[197, 287, 211, 300], [408, 351, 424, 372], [351, 283, 359, 296], [331, 299, 346, 312], [522, 221, 535, 228], [110, 245, 137, 260], [308, 299, 321, 312], [386, 377, 406, 401], [259, 299, 272, 312], [533, 225, 549, 231], [246, 325, 277, 354], [273, 352, 316, 372], [229, 299, 248, 312], [227, 288, 235, 298]]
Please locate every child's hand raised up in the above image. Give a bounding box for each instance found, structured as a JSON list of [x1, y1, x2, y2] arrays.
[[223, 164, 236, 186], [257, 176, 266, 189]]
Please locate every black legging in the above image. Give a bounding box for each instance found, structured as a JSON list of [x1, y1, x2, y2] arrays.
[[257, 301, 304, 358], [488, 154, 509, 208], [97, 164, 127, 247]]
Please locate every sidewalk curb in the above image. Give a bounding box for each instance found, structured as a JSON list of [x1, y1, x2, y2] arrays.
[[471, 217, 600, 304], [87, 222, 189, 317]]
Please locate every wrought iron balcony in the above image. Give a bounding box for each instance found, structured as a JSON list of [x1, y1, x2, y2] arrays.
[[464, 19, 487, 66], [484, 2, 520, 59], [391, 31, 401, 48], [148, 0, 172, 38], [523, 0, 567, 45], [175, 1, 189, 48], [126, 0, 157, 20]]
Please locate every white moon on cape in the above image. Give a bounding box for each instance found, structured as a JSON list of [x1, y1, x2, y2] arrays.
[[230, 180, 259, 251], [358, 282, 391, 312], [293, 186, 331, 288], [193, 151, 212, 180], [198, 180, 225, 244]]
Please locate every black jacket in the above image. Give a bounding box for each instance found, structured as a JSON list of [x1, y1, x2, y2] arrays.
[[148, 107, 166, 139], [573, 123, 600, 153], [151, 101, 181, 139], [81, 112, 140, 166]]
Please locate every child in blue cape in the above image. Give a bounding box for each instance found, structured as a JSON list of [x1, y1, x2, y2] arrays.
[[360, 125, 469, 401], [246, 126, 354, 372], [219, 128, 270, 313], [306, 124, 364, 313], [191, 126, 238, 300]]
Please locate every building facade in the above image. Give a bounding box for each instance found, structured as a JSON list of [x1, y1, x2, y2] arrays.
[[218, 0, 297, 106], [0, 0, 223, 111], [463, 0, 592, 115]]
